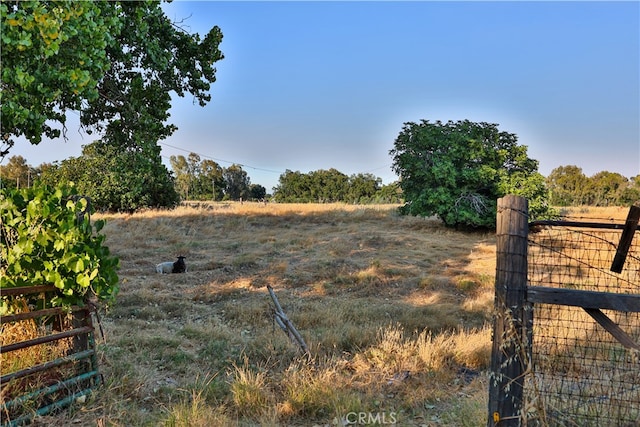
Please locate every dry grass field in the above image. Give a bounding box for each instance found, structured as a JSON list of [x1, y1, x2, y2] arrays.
[[14, 203, 632, 426]]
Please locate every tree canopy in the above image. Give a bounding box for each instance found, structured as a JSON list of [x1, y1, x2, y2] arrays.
[[40, 141, 179, 212], [272, 169, 400, 204], [547, 166, 639, 207], [223, 164, 252, 201], [170, 153, 225, 201], [1, 1, 119, 155], [390, 119, 553, 228], [79, 1, 223, 154], [1, 1, 224, 211], [1, 0, 223, 157]]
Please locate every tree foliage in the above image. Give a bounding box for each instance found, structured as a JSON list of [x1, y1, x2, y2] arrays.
[[1, 0, 119, 155], [79, 1, 223, 153], [249, 184, 267, 201], [0, 155, 31, 188], [41, 141, 179, 212], [1, 182, 119, 311], [546, 166, 638, 207], [169, 154, 265, 201], [390, 119, 553, 228], [587, 171, 629, 207], [1, 1, 223, 152], [546, 165, 588, 206], [170, 153, 225, 201], [223, 164, 251, 201], [1, 1, 224, 212], [272, 169, 397, 203], [620, 175, 640, 206]]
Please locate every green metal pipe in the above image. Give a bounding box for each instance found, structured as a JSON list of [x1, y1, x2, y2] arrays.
[[1, 370, 99, 412], [5, 387, 96, 427]]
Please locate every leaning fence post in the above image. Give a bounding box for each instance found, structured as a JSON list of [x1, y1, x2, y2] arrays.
[[488, 195, 529, 426]]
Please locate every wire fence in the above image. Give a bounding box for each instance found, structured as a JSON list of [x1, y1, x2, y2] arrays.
[[525, 217, 640, 426]]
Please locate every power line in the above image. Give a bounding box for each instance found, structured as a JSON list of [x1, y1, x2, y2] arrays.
[[158, 141, 284, 174], [40, 109, 393, 180], [159, 141, 396, 181], [363, 164, 393, 174]]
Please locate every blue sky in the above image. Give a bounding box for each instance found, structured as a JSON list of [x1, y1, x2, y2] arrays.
[[9, 0, 640, 192]]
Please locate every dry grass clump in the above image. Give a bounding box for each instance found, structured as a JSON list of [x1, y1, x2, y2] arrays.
[[278, 359, 363, 420], [164, 390, 233, 427], [351, 324, 490, 381], [1, 302, 75, 417], [558, 205, 631, 221], [229, 360, 275, 420], [1, 319, 49, 375]]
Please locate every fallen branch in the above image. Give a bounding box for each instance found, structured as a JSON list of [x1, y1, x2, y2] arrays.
[[266, 285, 309, 355]]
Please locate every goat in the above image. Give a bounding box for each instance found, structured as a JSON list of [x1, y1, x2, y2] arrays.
[[156, 256, 187, 274]]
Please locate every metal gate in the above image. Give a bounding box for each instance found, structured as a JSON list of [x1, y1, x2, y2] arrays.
[[1, 285, 101, 426]]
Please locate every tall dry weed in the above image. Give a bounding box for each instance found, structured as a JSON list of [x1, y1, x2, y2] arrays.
[[229, 359, 275, 419], [279, 358, 362, 420]]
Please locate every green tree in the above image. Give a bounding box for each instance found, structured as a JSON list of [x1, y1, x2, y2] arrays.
[[498, 170, 553, 220], [1, 0, 120, 156], [346, 173, 381, 204], [223, 164, 251, 201], [48, 141, 179, 212], [200, 159, 225, 201], [169, 154, 192, 199], [81, 2, 223, 150], [273, 169, 394, 204], [546, 165, 589, 206], [0, 155, 33, 189], [2, 1, 224, 211], [587, 171, 628, 206], [273, 170, 310, 202], [170, 154, 225, 201], [307, 169, 348, 202], [376, 181, 403, 204], [390, 119, 552, 228], [249, 184, 267, 201], [620, 175, 640, 206]]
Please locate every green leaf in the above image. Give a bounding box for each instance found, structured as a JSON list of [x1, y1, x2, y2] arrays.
[[54, 239, 65, 252], [76, 273, 90, 288], [70, 257, 85, 273], [35, 230, 52, 246]]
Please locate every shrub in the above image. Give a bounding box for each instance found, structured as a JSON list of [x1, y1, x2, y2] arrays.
[[0, 182, 119, 312]]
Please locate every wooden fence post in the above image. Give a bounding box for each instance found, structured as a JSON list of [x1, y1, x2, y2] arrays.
[[488, 195, 529, 426]]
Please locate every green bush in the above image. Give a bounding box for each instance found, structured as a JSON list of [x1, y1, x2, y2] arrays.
[[390, 119, 555, 228], [0, 182, 119, 312]]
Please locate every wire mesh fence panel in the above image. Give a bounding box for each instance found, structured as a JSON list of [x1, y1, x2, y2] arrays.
[[526, 223, 640, 426]]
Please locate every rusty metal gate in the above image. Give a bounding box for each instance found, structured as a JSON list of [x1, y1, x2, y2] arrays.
[[1, 285, 101, 426]]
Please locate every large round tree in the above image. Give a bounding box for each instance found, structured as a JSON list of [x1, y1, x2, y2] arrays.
[[390, 119, 552, 228]]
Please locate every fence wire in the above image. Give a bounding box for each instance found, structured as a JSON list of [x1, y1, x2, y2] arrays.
[[526, 222, 640, 426]]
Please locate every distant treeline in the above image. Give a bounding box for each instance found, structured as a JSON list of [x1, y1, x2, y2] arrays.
[[0, 154, 402, 209], [1, 154, 636, 211], [272, 169, 402, 204], [546, 165, 639, 207]]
